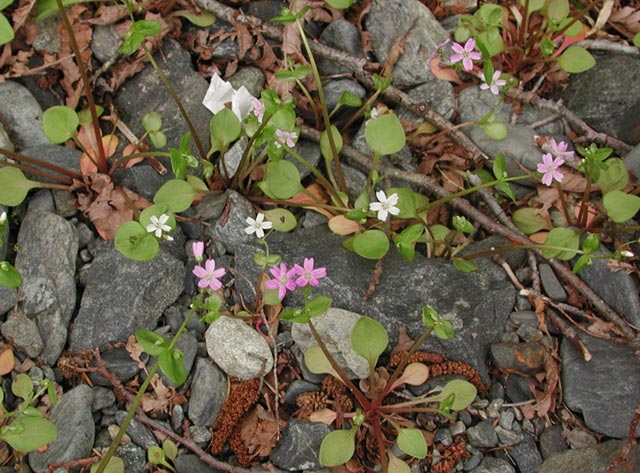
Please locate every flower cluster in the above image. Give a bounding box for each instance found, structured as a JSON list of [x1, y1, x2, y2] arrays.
[[537, 139, 574, 186], [192, 241, 226, 291], [203, 73, 253, 121], [265, 258, 327, 299]]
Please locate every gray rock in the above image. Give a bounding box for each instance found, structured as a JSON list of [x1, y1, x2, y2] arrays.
[[495, 426, 524, 446], [89, 346, 144, 387], [490, 342, 546, 375], [508, 434, 542, 473], [0, 81, 49, 150], [470, 457, 515, 473], [318, 19, 364, 76], [291, 308, 370, 379], [205, 316, 273, 380], [561, 54, 640, 145], [284, 380, 321, 406], [365, 0, 448, 88], [464, 451, 483, 470], [15, 210, 78, 365], [114, 39, 211, 199], [323, 79, 366, 111], [115, 411, 158, 449], [175, 454, 223, 473], [227, 67, 265, 98], [397, 80, 455, 121], [27, 189, 55, 213], [561, 334, 640, 438], [70, 243, 184, 351], [235, 227, 514, 380], [467, 420, 499, 448], [220, 136, 247, 179], [270, 420, 330, 471], [1, 311, 43, 358], [624, 143, 640, 181], [171, 404, 184, 433], [0, 286, 16, 315], [205, 189, 256, 253], [286, 139, 321, 181], [434, 427, 453, 447], [91, 25, 121, 63], [575, 249, 640, 326], [0, 123, 13, 152], [115, 443, 147, 473], [537, 439, 640, 473], [92, 386, 116, 412], [539, 425, 567, 460], [21, 144, 83, 184], [190, 425, 212, 444], [188, 357, 227, 427], [28, 385, 95, 472], [539, 264, 567, 302], [31, 17, 60, 54]]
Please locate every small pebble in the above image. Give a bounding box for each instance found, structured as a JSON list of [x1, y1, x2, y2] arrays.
[[499, 409, 515, 430], [487, 398, 504, 418], [451, 420, 466, 436], [434, 427, 453, 447], [190, 425, 212, 444]]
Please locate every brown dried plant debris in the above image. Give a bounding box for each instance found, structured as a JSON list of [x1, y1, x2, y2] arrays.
[[210, 378, 261, 455], [389, 350, 445, 367], [228, 405, 284, 466], [431, 436, 471, 473], [429, 361, 486, 394]]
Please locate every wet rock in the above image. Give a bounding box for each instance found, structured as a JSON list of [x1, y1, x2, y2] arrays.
[[537, 439, 640, 473], [397, 79, 456, 121], [28, 385, 95, 472], [91, 25, 121, 63], [291, 308, 369, 379], [227, 67, 265, 98], [561, 334, 640, 438], [70, 243, 184, 351], [188, 358, 227, 427], [21, 145, 82, 184], [205, 189, 256, 254], [539, 264, 567, 302], [467, 420, 498, 448], [490, 342, 546, 375], [317, 19, 364, 76], [539, 425, 568, 459], [115, 443, 147, 473], [205, 316, 273, 380], [1, 310, 43, 358], [0, 81, 49, 150], [15, 209, 78, 365], [270, 420, 329, 471]]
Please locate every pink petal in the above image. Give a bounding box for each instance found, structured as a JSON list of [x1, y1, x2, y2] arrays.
[[193, 266, 207, 278], [541, 173, 553, 186]]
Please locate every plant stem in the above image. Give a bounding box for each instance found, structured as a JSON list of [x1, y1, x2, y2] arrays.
[[555, 181, 573, 225], [55, 0, 107, 174], [0, 147, 81, 182], [141, 45, 208, 162]]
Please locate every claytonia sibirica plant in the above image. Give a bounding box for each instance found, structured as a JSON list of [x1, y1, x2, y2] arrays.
[[274, 129, 298, 148], [479, 70, 507, 95], [369, 190, 400, 221], [265, 262, 299, 300], [293, 257, 327, 288], [537, 153, 565, 186], [449, 38, 481, 71], [251, 97, 265, 123], [245, 213, 273, 239], [202, 73, 253, 121], [146, 213, 173, 240], [192, 259, 226, 291], [192, 240, 205, 263], [544, 138, 575, 161]]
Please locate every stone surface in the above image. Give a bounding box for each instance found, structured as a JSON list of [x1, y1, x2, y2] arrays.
[[270, 420, 330, 471], [115, 443, 147, 473], [397, 79, 456, 121], [89, 346, 145, 387], [323, 79, 366, 110], [15, 209, 78, 365], [175, 454, 223, 473], [537, 440, 640, 473], [292, 308, 369, 379], [235, 227, 515, 380], [70, 243, 184, 351], [317, 19, 364, 76], [623, 143, 640, 181], [0, 81, 49, 150], [228, 67, 265, 98], [539, 425, 568, 459], [490, 342, 546, 375], [205, 189, 256, 254], [205, 316, 274, 380], [115, 411, 157, 449], [561, 334, 640, 438], [365, 0, 449, 88], [28, 385, 95, 472], [470, 457, 515, 473], [188, 357, 227, 427], [539, 264, 567, 302], [467, 420, 499, 448], [508, 433, 542, 473], [0, 310, 43, 358]]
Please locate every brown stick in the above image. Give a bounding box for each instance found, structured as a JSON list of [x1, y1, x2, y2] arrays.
[[606, 405, 640, 473]]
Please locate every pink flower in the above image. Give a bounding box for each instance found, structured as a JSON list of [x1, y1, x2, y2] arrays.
[[192, 259, 226, 291], [274, 129, 298, 148], [293, 258, 327, 288], [192, 241, 205, 263], [265, 262, 297, 299], [479, 70, 507, 95], [544, 138, 575, 161], [450, 38, 482, 71], [252, 97, 265, 123], [537, 153, 565, 186]]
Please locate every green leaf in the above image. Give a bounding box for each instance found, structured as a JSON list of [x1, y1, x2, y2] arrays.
[[541, 227, 580, 260], [396, 428, 427, 459], [325, 0, 355, 9], [210, 108, 241, 151], [91, 457, 124, 473], [173, 9, 216, 27], [351, 230, 389, 260], [603, 190, 640, 223], [42, 106, 78, 144], [452, 215, 474, 234], [0, 416, 57, 452], [388, 452, 412, 473], [476, 27, 505, 57], [263, 208, 297, 232], [142, 111, 162, 132], [319, 427, 357, 467], [452, 258, 478, 273], [482, 121, 508, 140], [541, 37, 555, 57], [596, 158, 628, 194], [351, 316, 388, 367], [11, 374, 33, 400], [34, 0, 86, 22], [477, 4, 504, 26], [158, 348, 188, 385], [280, 308, 310, 323], [114, 221, 159, 262], [0, 260, 21, 287], [259, 160, 301, 200], [131, 20, 162, 37], [572, 254, 592, 274], [634, 32, 640, 48], [148, 445, 165, 465], [439, 379, 477, 410], [304, 347, 341, 378], [581, 232, 600, 254], [396, 241, 415, 262], [275, 65, 311, 82], [163, 439, 178, 461], [305, 295, 332, 318], [365, 113, 406, 156], [135, 329, 170, 356], [338, 91, 362, 108], [399, 224, 424, 244], [556, 46, 595, 73], [520, 0, 544, 12], [320, 126, 343, 162], [512, 207, 553, 234], [421, 306, 454, 339], [386, 187, 416, 218], [0, 13, 14, 46], [493, 153, 507, 179], [154, 179, 196, 213], [0, 1, 13, 11], [148, 131, 167, 149], [547, 0, 569, 21]]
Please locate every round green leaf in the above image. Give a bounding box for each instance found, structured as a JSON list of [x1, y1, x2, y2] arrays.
[[135, 329, 170, 356], [438, 379, 477, 410], [114, 221, 159, 262], [520, 0, 544, 12], [365, 113, 406, 156], [547, 0, 569, 21], [142, 111, 162, 132], [319, 427, 357, 467], [603, 190, 640, 223], [0, 166, 42, 206], [11, 373, 33, 400], [304, 346, 340, 379], [91, 457, 124, 473], [512, 207, 553, 235], [163, 439, 178, 461], [148, 445, 165, 465], [130, 20, 162, 37], [352, 230, 389, 260], [210, 108, 241, 150], [481, 121, 508, 141], [261, 160, 301, 200], [386, 187, 416, 218], [0, 416, 57, 452], [541, 227, 580, 260], [154, 179, 196, 213], [556, 46, 596, 73], [263, 208, 297, 232], [139, 204, 176, 234], [596, 158, 629, 194], [397, 428, 427, 459], [159, 348, 188, 385], [351, 316, 388, 367], [42, 106, 78, 144], [325, 0, 355, 9]]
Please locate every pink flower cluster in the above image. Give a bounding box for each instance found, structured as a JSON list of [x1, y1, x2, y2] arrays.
[[191, 242, 226, 291], [537, 139, 575, 186], [265, 258, 327, 299]]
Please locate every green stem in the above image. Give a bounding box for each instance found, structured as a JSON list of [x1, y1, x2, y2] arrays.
[[295, 77, 320, 128], [55, 0, 107, 173], [141, 45, 208, 162], [96, 296, 202, 473], [461, 243, 585, 261]]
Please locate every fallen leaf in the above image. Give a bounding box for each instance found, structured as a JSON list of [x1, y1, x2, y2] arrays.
[[328, 215, 360, 235], [0, 347, 15, 376], [429, 57, 462, 84]]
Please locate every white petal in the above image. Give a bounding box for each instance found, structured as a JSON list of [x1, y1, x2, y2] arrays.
[[262, 220, 273, 229], [256, 228, 265, 239], [244, 226, 256, 235], [232, 86, 254, 121], [202, 74, 234, 115], [377, 209, 388, 221], [146, 223, 157, 233], [369, 202, 382, 212], [388, 206, 401, 215], [386, 193, 399, 205], [375, 190, 387, 202]]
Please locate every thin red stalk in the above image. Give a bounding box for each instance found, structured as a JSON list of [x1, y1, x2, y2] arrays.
[[0, 147, 81, 181]]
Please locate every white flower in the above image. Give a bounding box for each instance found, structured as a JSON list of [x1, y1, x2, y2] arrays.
[[369, 190, 400, 221], [244, 213, 273, 239], [203, 73, 254, 121], [620, 250, 634, 258], [146, 214, 172, 238], [0, 211, 6, 224]]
